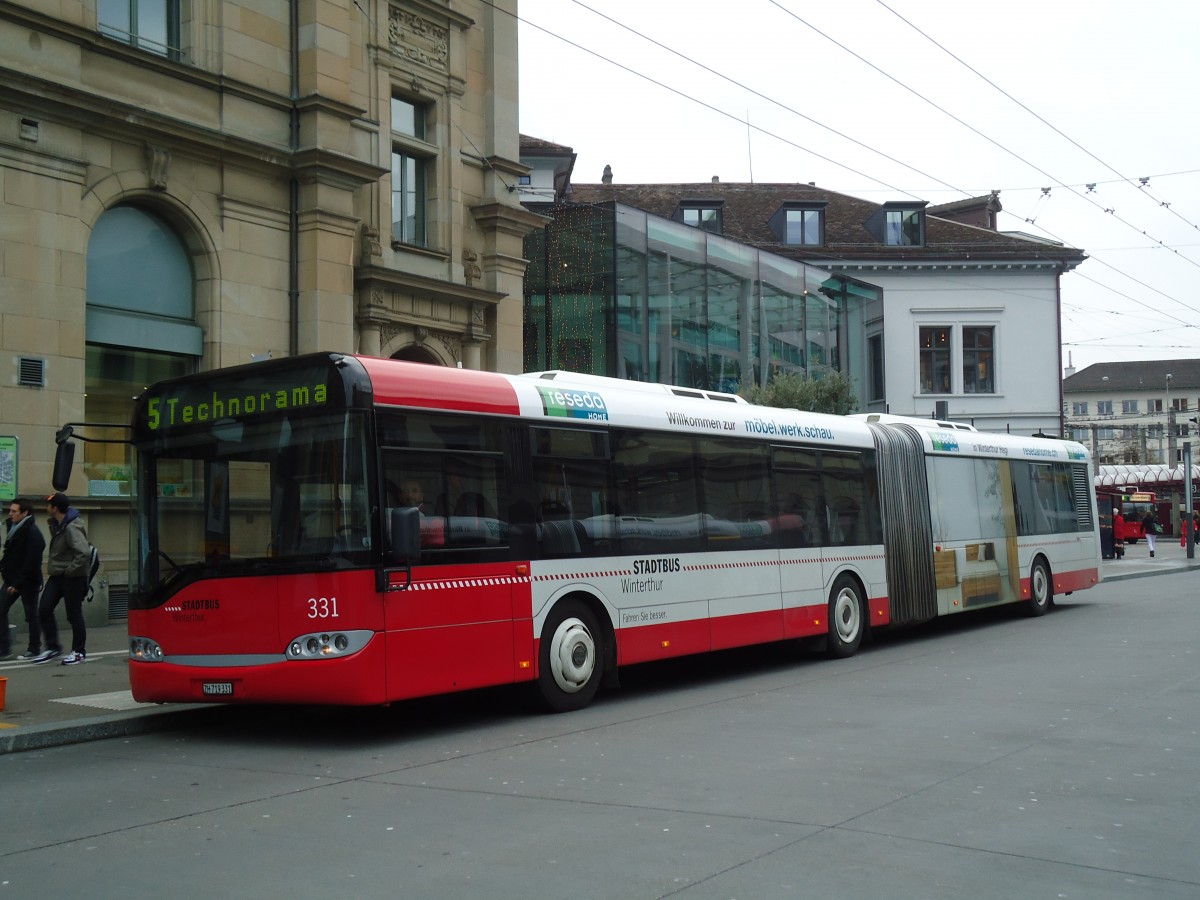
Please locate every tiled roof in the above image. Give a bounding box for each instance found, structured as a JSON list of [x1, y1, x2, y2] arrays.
[[519, 134, 575, 154], [1063, 359, 1200, 392], [565, 181, 1086, 265]]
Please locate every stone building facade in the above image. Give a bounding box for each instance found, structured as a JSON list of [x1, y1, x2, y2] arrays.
[[1, 0, 540, 616]]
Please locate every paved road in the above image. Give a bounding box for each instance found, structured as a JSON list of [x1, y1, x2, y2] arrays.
[[1, 560, 1198, 897]]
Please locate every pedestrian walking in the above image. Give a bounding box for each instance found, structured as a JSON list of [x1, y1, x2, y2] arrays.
[[33, 493, 91, 665], [0, 498, 46, 660], [1142, 509, 1159, 558]]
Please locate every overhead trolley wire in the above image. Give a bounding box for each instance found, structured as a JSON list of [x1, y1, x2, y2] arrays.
[[873, 0, 1200, 238], [507, 1, 1200, 339], [767, 0, 1200, 273]]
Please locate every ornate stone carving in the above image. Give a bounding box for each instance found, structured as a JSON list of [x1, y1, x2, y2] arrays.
[[462, 249, 482, 286], [437, 333, 461, 363], [379, 322, 404, 348], [360, 223, 382, 263], [466, 302, 490, 341], [146, 145, 170, 191], [388, 9, 449, 73]]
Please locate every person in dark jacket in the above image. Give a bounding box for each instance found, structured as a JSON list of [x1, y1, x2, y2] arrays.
[[1142, 510, 1159, 558], [0, 497, 47, 660], [33, 493, 91, 665]]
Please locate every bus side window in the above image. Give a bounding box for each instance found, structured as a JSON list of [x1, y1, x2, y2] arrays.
[[773, 448, 822, 548], [530, 427, 611, 559], [612, 430, 702, 555], [441, 455, 506, 549], [697, 438, 773, 550]]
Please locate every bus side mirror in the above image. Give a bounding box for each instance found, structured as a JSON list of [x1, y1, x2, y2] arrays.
[[388, 506, 421, 565], [52, 440, 76, 492]]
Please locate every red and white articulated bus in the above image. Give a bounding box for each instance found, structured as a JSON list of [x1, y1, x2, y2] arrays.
[[86, 353, 1099, 711]]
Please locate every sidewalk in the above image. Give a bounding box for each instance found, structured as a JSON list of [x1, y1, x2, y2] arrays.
[[0, 622, 211, 754], [1097, 531, 1200, 582], [3, 541, 1198, 754]]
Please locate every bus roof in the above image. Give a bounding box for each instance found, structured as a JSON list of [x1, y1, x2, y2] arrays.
[[133, 353, 1093, 463], [852, 412, 977, 432]]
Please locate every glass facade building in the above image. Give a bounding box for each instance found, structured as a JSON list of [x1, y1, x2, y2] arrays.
[[524, 203, 882, 399]]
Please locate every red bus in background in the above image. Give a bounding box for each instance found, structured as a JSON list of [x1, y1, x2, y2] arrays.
[[1098, 490, 1157, 543], [67, 353, 1100, 713]]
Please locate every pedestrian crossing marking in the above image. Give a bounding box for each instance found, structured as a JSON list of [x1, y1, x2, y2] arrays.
[[49, 690, 147, 711]]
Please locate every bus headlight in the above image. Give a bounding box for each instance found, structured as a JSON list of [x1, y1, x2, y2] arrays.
[[285, 630, 372, 660], [129, 636, 165, 662]]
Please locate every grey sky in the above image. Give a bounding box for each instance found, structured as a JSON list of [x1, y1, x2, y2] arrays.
[[517, 0, 1200, 374]]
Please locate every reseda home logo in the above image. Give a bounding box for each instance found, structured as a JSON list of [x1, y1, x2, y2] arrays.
[[930, 432, 961, 452], [536, 386, 609, 421]]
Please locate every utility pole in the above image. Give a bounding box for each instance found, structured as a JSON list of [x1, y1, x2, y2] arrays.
[[1185, 441, 1194, 560], [1166, 373, 1175, 465]]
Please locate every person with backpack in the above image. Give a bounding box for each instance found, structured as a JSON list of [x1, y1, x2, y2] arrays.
[[0, 498, 47, 660], [1141, 509, 1160, 558], [33, 493, 92, 665]]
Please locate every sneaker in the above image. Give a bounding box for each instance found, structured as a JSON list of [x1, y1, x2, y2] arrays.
[[17, 650, 40, 660], [60, 651, 86, 666], [32, 648, 62, 664]]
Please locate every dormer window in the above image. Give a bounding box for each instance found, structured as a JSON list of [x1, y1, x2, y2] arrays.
[[768, 203, 826, 246], [675, 201, 723, 234], [886, 208, 922, 245], [866, 201, 927, 247]]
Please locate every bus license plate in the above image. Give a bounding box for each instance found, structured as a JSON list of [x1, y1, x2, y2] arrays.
[[202, 682, 234, 696]]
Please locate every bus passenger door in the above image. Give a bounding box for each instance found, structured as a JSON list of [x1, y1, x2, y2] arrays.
[[381, 559, 516, 701]]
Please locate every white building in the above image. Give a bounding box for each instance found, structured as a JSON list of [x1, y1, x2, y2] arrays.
[[523, 150, 1086, 435], [1064, 359, 1200, 464]]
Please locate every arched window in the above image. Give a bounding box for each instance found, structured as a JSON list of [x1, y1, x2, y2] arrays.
[[84, 205, 200, 495]]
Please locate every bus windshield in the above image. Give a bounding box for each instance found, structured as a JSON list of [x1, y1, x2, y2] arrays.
[[134, 410, 372, 605]]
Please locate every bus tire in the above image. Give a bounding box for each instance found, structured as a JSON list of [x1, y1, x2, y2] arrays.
[[1026, 558, 1052, 617], [537, 598, 604, 712], [827, 575, 865, 659]]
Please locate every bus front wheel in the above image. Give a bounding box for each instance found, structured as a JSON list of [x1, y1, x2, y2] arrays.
[[1026, 558, 1052, 617], [537, 599, 603, 712], [827, 575, 865, 659]]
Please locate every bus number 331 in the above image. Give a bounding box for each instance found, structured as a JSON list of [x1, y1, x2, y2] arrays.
[[307, 597, 339, 619]]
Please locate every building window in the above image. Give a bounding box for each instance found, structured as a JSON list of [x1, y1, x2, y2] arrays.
[[391, 96, 425, 139], [885, 208, 922, 246], [1121, 399, 1139, 414], [681, 205, 721, 233], [785, 209, 822, 245], [961, 326, 994, 394], [391, 152, 427, 245], [868, 334, 884, 402], [1072, 401, 1089, 415], [1149, 399, 1163, 414], [390, 95, 433, 246], [1097, 400, 1113, 415], [1172, 397, 1188, 412], [518, 174, 532, 185], [99, 0, 180, 58], [919, 326, 951, 394], [86, 204, 200, 495]]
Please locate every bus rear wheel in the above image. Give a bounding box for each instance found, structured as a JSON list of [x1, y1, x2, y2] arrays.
[[537, 599, 603, 712], [1026, 558, 1052, 617], [827, 575, 865, 658]]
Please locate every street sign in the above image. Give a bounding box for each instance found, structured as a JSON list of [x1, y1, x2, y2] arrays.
[[0, 435, 17, 501]]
